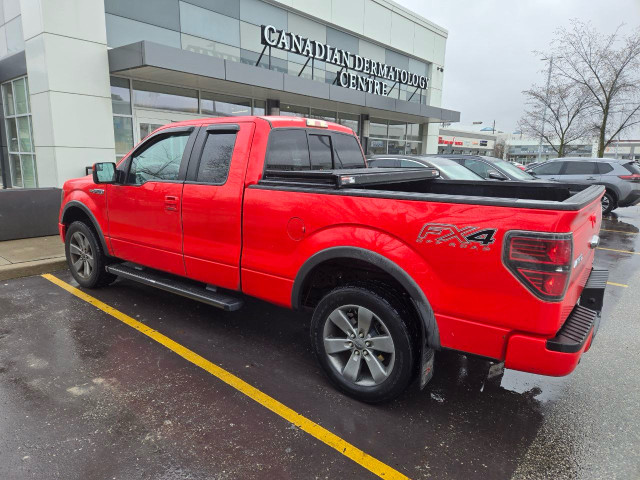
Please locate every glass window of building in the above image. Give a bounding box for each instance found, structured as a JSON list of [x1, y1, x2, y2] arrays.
[[280, 104, 309, 117], [2, 77, 37, 188], [111, 77, 134, 160], [338, 112, 359, 135], [367, 118, 424, 155], [181, 34, 241, 62], [406, 123, 423, 142], [201, 92, 251, 116], [253, 100, 266, 115], [310, 108, 336, 122], [369, 118, 388, 138], [388, 120, 407, 139], [369, 139, 387, 155], [133, 80, 198, 113]]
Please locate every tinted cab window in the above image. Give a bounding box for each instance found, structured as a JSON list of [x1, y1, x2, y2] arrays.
[[308, 134, 333, 170], [196, 132, 237, 184], [266, 129, 365, 171], [333, 134, 365, 169], [266, 130, 310, 171]]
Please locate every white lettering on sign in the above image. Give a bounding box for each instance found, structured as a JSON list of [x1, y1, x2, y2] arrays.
[[261, 25, 428, 96]]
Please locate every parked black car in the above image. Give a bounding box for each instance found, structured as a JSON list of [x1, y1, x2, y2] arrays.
[[367, 155, 484, 180], [434, 155, 541, 181]]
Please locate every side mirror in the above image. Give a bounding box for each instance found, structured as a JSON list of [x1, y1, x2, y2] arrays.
[[92, 162, 117, 184], [488, 170, 507, 180]]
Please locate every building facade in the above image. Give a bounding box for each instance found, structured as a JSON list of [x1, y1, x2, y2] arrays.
[[436, 127, 496, 156], [0, 0, 459, 189]]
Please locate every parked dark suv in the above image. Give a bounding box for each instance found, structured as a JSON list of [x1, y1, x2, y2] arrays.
[[527, 157, 640, 214]]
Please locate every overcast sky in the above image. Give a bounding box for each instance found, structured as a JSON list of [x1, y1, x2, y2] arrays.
[[396, 0, 640, 134]]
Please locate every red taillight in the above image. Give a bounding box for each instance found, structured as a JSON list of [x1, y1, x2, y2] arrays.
[[618, 174, 640, 182], [504, 232, 573, 301]]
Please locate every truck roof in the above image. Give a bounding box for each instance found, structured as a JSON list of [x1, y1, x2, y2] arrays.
[[153, 115, 355, 135]]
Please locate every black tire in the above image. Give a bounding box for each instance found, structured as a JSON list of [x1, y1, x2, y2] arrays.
[[310, 284, 418, 403], [601, 191, 615, 215], [65, 221, 117, 288]]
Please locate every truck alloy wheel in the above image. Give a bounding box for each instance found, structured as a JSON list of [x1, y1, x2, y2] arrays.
[[322, 305, 396, 386], [69, 231, 94, 279], [311, 285, 417, 403], [64, 221, 117, 288]]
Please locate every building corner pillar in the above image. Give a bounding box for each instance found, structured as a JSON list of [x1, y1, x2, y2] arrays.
[[20, 0, 115, 188]]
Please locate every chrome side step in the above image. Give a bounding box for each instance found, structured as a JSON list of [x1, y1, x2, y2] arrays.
[[106, 263, 243, 311]]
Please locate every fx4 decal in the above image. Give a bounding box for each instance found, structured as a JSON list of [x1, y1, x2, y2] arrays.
[[416, 223, 498, 251]]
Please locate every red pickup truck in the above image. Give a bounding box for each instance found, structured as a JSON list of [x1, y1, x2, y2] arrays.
[[59, 116, 607, 403]]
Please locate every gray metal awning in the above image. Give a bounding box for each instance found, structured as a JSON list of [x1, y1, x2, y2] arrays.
[[108, 41, 460, 124]]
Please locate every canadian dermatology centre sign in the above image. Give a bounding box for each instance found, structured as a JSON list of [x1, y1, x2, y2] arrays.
[[261, 25, 429, 96]]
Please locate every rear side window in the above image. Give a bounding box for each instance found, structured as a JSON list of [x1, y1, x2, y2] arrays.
[[463, 159, 490, 178], [308, 134, 333, 170], [532, 161, 563, 175], [333, 134, 366, 169], [399, 159, 425, 168], [623, 162, 640, 174], [196, 132, 237, 184], [266, 129, 310, 171], [368, 158, 398, 168], [597, 162, 614, 174], [563, 161, 597, 175]]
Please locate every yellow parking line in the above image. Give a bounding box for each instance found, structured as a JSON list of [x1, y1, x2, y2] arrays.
[[601, 228, 638, 234], [607, 281, 629, 288], [41, 274, 409, 480], [597, 247, 640, 255]]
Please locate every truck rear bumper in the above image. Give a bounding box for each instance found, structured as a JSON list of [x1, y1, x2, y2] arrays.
[[504, 268, 608, 377]]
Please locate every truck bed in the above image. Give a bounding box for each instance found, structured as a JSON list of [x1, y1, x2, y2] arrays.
[[259, 168, 604, 210]]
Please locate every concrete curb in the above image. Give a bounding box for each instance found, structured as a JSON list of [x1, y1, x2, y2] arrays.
[[0, 257, 67, 281]]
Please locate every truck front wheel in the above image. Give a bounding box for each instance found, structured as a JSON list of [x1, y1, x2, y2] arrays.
[[65, 221, 116, 288], [310, 285, 417, 403]]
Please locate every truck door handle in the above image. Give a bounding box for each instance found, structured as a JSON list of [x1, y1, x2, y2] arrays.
[[165, 195, 178, 211], [586, 177, 597, 180]]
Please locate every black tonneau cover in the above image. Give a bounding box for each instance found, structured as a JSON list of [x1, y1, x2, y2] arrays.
[[262, 167, 439, 189], [256, 168, 605, 211]]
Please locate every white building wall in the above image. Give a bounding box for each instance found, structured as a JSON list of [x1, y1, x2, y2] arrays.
[[20, 0, 115, 187], [0, 0, 24, 59]]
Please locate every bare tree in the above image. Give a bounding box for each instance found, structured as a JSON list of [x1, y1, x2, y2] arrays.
[[550, 20, 640, 157], [519, 81, 593, 157], [493, 138, 505, 159]]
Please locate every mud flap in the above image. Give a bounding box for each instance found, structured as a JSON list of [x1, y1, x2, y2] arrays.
[[419, 347, 435, 389], [487, 361, 505, 380]]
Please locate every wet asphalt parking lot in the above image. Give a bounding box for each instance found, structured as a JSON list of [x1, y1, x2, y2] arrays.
[[1, 205, 639, 480]]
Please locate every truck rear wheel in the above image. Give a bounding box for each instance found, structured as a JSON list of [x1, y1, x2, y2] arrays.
[[310, 285, 417, 403], [65, 221, 116, 288]]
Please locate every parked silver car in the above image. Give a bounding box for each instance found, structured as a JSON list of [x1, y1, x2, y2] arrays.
[[527, 157, 640, 214]]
